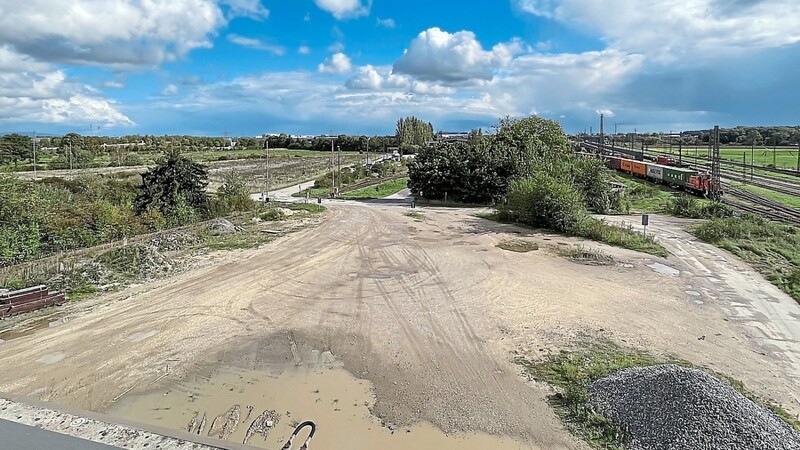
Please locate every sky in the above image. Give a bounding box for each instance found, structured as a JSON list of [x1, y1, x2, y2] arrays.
[[1, 0, 799, 137]]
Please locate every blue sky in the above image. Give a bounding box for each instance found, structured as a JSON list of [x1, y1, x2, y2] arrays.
[[1, 0, 799, 136]]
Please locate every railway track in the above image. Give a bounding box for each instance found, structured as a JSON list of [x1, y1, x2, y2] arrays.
[[588, 142, 800, 198], [581, 141, 800, 226], [723, 187, 800, 226]]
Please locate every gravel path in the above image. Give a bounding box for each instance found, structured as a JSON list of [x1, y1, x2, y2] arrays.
[[589, 365, 800, 450]]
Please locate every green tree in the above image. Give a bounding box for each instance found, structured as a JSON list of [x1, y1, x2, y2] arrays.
[[0, 134, 32, 166], [492, 116, 570, 175], [134, 150, 210, 224]]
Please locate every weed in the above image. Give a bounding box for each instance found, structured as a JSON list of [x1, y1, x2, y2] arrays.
[[558, 245, 614, 265], [260, 209, 286, 222], [285, 203, 326, 214], [497, 240, 539, 253], [405, 211, 425, 220], [578, 219, 667, 257]]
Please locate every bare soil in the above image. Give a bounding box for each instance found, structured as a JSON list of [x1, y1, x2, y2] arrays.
[[0, 203, 797, 449]]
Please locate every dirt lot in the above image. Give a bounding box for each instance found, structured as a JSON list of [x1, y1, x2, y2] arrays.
[[0, 200, 798, 449]]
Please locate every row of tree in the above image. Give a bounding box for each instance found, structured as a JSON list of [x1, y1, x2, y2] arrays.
[[594, 126, 800, 147], [396, 116, 434, 150]]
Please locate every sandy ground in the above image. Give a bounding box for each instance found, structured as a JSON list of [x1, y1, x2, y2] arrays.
[[0, 199, 798, 449]]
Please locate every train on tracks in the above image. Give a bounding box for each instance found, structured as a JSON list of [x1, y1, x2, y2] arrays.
[[605, 155, 723, 199]]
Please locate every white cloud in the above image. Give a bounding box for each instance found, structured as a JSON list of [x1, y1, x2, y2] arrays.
[[103, 81, 125, 89], [298, 46, 311, 55], [160, 84, 179, 97], [0, 0, 273, 66], [345, 65, 385, 90], [346, 65, 411, 91], [328, 42, 346, 53], [0, 47, 132, 126], [227, 34, 285, 55], [411, 81, 455, 96], [318, 52, 353, 74], [220, 0, 269, 20], [314, 0, 371, 19], [376, 17, 396, 29], [516, 0, 800, 60], [393, 28, 524, 82]]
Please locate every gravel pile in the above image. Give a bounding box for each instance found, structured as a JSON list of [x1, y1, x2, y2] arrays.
[[589, 364, 800, 450]]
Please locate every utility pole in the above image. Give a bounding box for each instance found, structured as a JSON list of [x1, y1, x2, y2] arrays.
[[263, 139, 270, 204], [337, 145, 341, 194], [751, 143, 754, 181], [599, 114, 604, 149], [32, 131, 37, 181], [742, 152, 747, 184], [69, 140, 73, 170], [773, 144, 777, 167], [797, 137, 800, 172], [711, 126, 721, 200], [330, 138, 335, 198]]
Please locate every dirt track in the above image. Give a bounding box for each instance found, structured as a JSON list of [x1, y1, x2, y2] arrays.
[[0, 201, 798, 448]]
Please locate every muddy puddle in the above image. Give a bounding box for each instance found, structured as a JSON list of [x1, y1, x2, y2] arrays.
[[110, 360, 532, 450], [0, 314, 69, 342]]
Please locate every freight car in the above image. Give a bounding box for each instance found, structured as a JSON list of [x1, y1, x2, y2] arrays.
[[606, 155, 722, 198]]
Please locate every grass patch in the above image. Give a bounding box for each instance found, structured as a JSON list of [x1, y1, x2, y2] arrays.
[[478, 212, 667, 257], [497, 240, 540, 253], [405, 211, 425, 220], [340, 177, 409, 200], [293, 186, 332, 199], [285, 202, 326, 214], [611, 173, 674, 213], [558, 245, 614, 265], [692, 215, 800, 303], [260, 209, 286, 222], [737, 184, 800, 209], [578, 218, 667, 257], [517, 343, 800, 449], [517, 344, 673, 449]]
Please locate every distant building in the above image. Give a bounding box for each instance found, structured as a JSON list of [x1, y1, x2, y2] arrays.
[[436, 131, 470, 143]]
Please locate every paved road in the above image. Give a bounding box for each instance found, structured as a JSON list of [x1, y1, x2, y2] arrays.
[[0, 419, 120, 450]]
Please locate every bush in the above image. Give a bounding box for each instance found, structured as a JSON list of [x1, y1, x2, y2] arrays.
[[260, 209, 286, 221], [123, 152, 144, 166], [213, 171, 255, 216], [665, 195, 733, 219], [502, 173, 588, 233]]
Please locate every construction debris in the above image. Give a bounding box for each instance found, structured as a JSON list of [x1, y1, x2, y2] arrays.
[[244, 410, 281, 445]]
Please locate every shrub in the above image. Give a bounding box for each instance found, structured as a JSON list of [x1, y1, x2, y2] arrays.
[[502, 173, 588, 233], [123, 152, 144, 166], [665, 195, 733, 219], [260, 209, 286, 221]]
